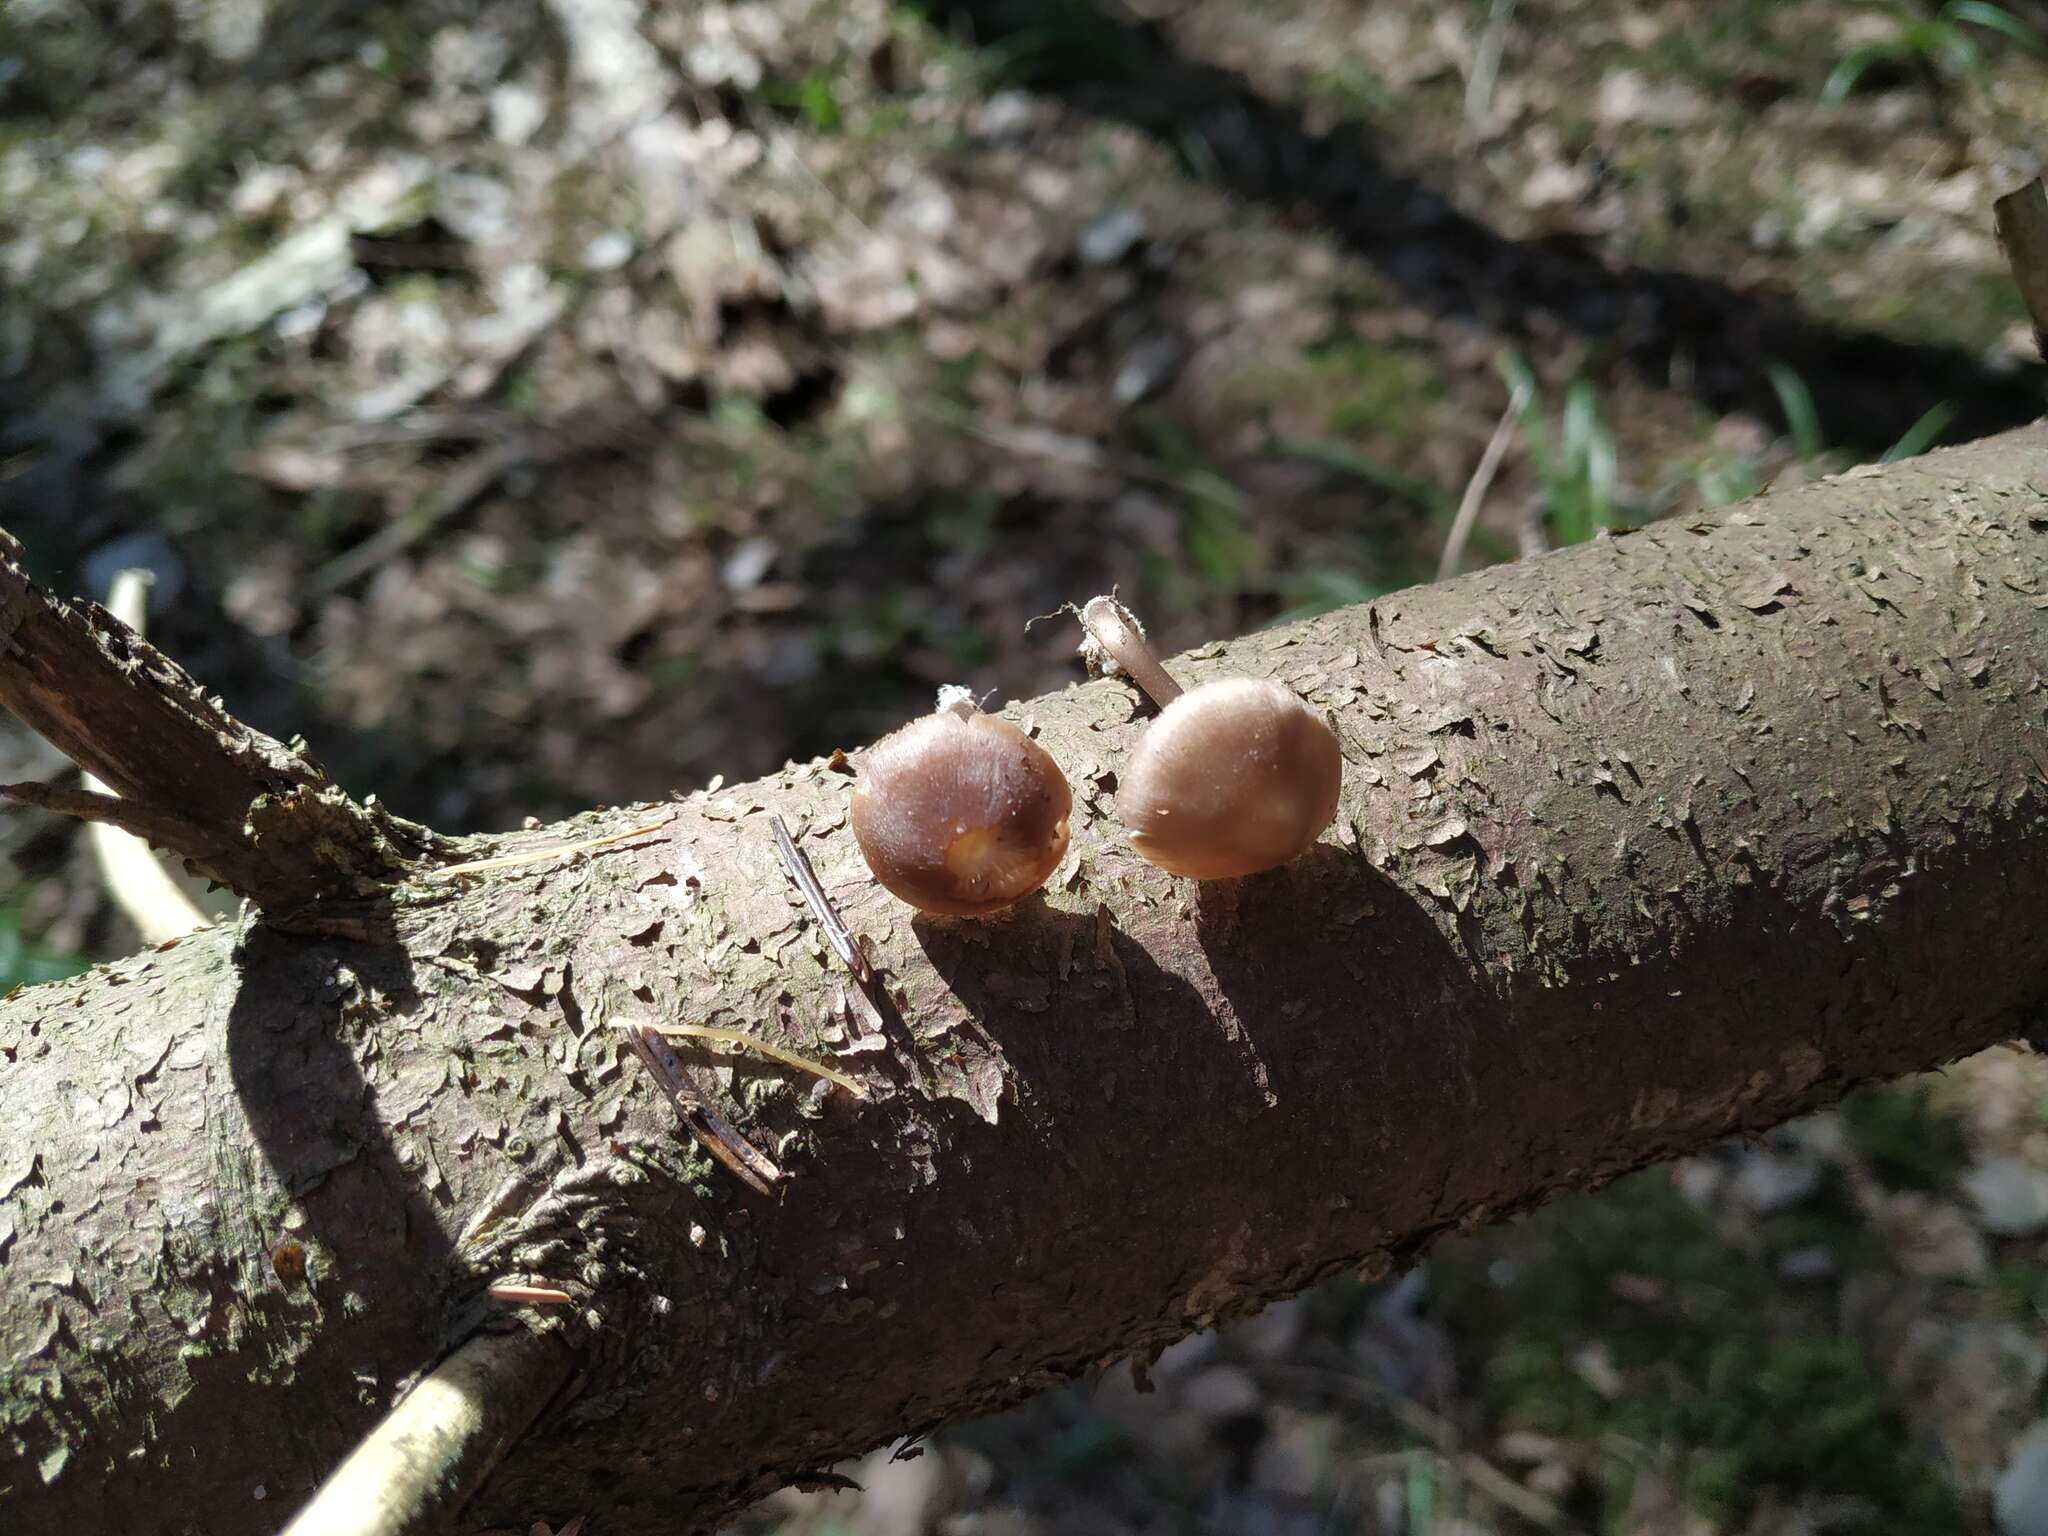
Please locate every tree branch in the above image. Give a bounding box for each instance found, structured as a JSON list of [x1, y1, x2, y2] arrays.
[[0, 528, 457, 910], [3, 429, 2048, 1534], [1996, 177, 2048, 363], [279, 1329, 577, 1536], [0, 779, 229, 860]]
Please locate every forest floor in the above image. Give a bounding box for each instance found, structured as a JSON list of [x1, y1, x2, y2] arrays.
[[7, 1, 2048, 1531]]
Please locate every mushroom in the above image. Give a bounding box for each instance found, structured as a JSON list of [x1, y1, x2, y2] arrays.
[[851, 688, 1073, 917], [1079, 596, 1342, 879]]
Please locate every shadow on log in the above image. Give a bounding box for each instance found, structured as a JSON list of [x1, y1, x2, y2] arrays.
[[4, 429, 2048, 1533]]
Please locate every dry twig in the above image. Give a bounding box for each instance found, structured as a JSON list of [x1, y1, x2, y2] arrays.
[[617, 1020, 783, 1195], [770, 812, 872, 984], [645, 1020, 867, 1098], [1438, 378, 1533, 581], [279, 1328, 575, 1536]]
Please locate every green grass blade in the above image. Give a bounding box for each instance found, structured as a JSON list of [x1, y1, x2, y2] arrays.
[[1766, 364, 1827, 459], [1821, 47, 1885, 102], [1946, 0, 2046, 51], [1586, 415, 1618, 529], [1880, 402, 1955, 463], [1269, 570, 1395, 626]]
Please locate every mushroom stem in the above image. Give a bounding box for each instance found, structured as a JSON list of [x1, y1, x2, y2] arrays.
[[1079, 596, 1185, 708]]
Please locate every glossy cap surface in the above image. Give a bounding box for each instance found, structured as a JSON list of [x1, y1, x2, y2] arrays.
[[852, 710, 1073, 917], [1119, 678, 1342, 878]]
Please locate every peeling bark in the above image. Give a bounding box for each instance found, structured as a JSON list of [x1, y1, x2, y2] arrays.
[[0, 528, 454, 909], [5, 431, 2048, 1533]]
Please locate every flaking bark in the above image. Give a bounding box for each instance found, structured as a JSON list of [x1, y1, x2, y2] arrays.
[[0, 529, 455, 910], [5, 430, 2048, 1533]]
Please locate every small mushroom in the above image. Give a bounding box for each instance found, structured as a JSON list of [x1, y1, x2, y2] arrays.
[[851, 688, 1072, 917], [1080, 597, 1342, 879]]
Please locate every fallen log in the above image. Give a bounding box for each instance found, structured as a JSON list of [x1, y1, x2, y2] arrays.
[[3, 427, 2048, 1533]]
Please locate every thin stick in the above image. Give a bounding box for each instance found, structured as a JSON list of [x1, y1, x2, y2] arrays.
[[770, 813, 872, 984], [427, 818, 671, 879], [487, 1283, 575, 1306], [1994, 177, 2048, 363], [278, 1327, 574, 1536], [1438, 379, 1532, 581], [1078, 595, 1184, 708], [82, 570, 212, 943], [647, 1020, 867, 1098], [618, 1022, 783, 1195], [0, 780, 221, 850]]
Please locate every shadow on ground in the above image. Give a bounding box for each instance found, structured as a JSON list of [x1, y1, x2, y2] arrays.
[[912, 0, 2048, 453]]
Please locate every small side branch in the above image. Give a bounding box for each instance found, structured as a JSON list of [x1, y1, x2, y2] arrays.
[[1995, 177, 2048, 363], [0, 781, 220, 853], [0, 527, 456, 910], [279, 1328, 575, 1536]]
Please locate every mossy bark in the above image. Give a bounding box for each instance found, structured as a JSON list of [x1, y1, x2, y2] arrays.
[[6, 431, 2048, 1533]]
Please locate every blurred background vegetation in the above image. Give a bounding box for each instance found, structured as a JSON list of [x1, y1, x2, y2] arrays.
[[6, 0, 2048, 1530]]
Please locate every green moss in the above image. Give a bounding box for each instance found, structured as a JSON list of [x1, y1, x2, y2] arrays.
[[759, 72, 844, 133], [1431, 1170, 1959, 1533], [1839, 1080, 1970, 1191]]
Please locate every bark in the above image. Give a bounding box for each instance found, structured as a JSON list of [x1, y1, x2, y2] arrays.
[[6, 429, 2048, 1534], [0, 528, 453, 909], [1997, 177, 2048, 362]]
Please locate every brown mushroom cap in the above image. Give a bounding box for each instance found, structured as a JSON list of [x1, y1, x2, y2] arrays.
[[851, 709, 1073, 917], [1118, 677, 1342, 879]]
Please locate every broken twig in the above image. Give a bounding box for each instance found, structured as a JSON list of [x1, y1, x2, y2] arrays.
[[487, 1283, 575, 1307], [770, 813, 873, 984], [618, 1021, 783, 1195]]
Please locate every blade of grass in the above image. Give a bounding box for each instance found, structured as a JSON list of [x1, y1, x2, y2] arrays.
[[1586, 413, 1617, 531], [1766, 364, 1826, 459], [1947, 0, 2045, 51], [1881, 401, 1955, 462], [1821, 45, 1889, 102]]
